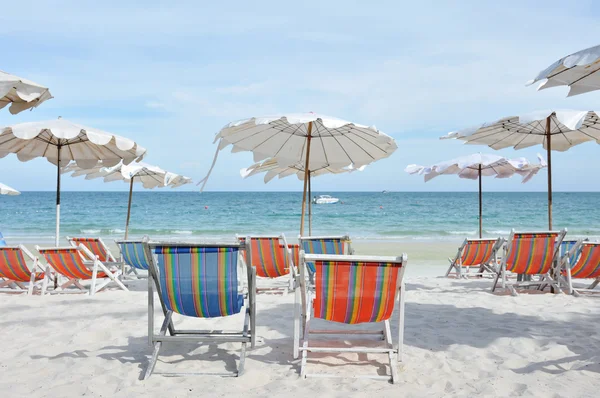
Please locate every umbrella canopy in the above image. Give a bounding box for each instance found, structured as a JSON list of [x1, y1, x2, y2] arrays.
[[0, 182, 20, 196], [64, 161, 192, 239], [527, 44, 600, 97], [200, 112, 397, 235], [0, 118, 146, 244], [0, 70, 53, 114], [405, 153, 546, 237], [441, 109, 600, 229]]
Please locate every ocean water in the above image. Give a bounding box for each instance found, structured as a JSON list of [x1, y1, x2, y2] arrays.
[[1, 191, 599, 244]]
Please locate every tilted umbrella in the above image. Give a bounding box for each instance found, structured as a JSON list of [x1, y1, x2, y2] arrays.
[[0, 118, 146, 245], [64, 161, 192, 239], [405, 153, 546, 237], [200, 113, 397, 235], [0, 182, 20, 196], [442, 110, 600, 229], [527, 44, 600, 97], [0, 70, 53, 114], [240, 158, 365, 234]]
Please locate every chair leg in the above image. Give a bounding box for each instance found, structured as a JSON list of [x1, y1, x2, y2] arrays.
[[300, 319, 310, 379], [237, 341, 247, 377], [143, 341, 162, 380], [293, 285, 301, 359]]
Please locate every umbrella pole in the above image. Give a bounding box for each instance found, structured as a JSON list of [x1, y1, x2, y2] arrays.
[[478, 165, 482, 239], [300, 122, 313, 236], [308, 171, 312, 235], [55, 143, 61, 246], [124, 177, 134, 239], [546, 116, 553, 230]]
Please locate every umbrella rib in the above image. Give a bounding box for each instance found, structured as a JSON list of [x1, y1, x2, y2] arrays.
[[345, 129, 392, 154], [569, 65, 600, 86]]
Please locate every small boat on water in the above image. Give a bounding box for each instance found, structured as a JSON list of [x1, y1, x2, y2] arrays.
[[312, 195, 340, 204]]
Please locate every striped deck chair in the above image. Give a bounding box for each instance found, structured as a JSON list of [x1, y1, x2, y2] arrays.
[[293, 252, 408, 383], [446, 238, 503, 278], [67, 236, 120, 263], [115, 239, 152, 279], [492, 229, 566, 296], [238, 234, 296, 292], [142, 240, 256, 379], [560, 241, 600, 296], [37, 245, 128, 295], [0, 245, 50, 295], [299, 235, 354, 275], [560, 239, 587, 269]]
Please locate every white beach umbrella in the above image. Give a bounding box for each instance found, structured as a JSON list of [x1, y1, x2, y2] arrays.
[[0, 118, 146, 245], [405, 153, 546, 237], [64, 161, 192, 239], [441, 109, 600, 229], [0, 70, 53, 114], [0, 182, 20, 196], [240, 158, 365, 234], [527, 44, 600, 97], [200, 112, 397, 235]]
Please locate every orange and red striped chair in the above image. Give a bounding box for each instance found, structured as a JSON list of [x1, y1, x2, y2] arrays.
[[294, 252, 407, 383], [446, 238, 503, 278], [0, 245, 50, 295], [37, 245, 128, 295], [492, 229, 566, 296], [67, 236, 119, 263], [561, 241, 600, 296]]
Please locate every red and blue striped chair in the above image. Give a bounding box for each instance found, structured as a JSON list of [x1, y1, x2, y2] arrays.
[[294, 252, 407, 383], [492, 229, 566, 296], [0, 245, 50, 295], [238, 234, 297, 292], [142, 240, 256, 379], [560, 241, 600, 296], [36, 245, 128, 295], [446, 238, 503, 278]]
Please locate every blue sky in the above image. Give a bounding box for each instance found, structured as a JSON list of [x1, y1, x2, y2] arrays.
[[2, 0, 600, 192]]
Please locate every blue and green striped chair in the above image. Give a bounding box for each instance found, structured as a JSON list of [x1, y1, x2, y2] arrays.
[[299, 235, 353, 274], [143, 239, 256, 379], [116, 239, 152, 278]]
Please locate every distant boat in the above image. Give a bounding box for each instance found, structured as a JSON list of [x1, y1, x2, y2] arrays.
[[312, 195, 340, 204]]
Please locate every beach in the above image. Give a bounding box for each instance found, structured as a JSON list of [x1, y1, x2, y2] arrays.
[[2, 241, 599, 397]]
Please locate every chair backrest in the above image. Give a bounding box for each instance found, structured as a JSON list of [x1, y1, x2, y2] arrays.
[[0, 232, 6, 247], [0, 246, 33, 282], [147, 243, 244, 318], [504, 230, 564, 274], [306, 253, 406, 325], [288, 243, 300, 269], [38, 247, 95, 279], [561, 239, 584, 268], [460, 239, 498, 266], [68, 237, 111, 262], [117, 240, 151, 270], [243, 236, 293, 278], [570, 243, 600, 279], [300, 235, 351, 273]]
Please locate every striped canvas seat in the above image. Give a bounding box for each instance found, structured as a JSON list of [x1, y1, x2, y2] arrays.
[[154, 245, 244, 318], [143, 241, 256, 379], [313, 260, 402, 324], [288, 243, 300, 270], [68, 237, 115, 262], [493, 229, 566, 296], [460, 240, 496, 266], [446, 238, 502, 278], [246, 238, 292, 278], [300, 236, 352, 273], [0, 247, 45, 282], [118, 241, 151, 270], [569, 243, 600, 279], [295, 253, 407, 383], [561, 240, 583, 269]]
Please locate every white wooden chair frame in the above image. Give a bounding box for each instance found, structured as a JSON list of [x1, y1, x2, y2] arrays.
[[559, 239, 600, 296], [491, 229, 567, 296], [36, 245, 128, 296], [0, 245, 51, 295], [293, 252, 407, 383], [446, 238, 504, 279], [238, 233, 297, 293], [142, 239, 257, 379]]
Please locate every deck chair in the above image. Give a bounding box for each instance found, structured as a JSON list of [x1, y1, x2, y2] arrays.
[[293, 252, 408, 383], [446, 238, 503, 278], [37, 245, 128, 295], [560, 241, 600, 296], [238, 234, 297, 292], [115, 239, 152, 279], [0, 245, 50, 295], [142, 240, 256, 379], [492, 229, 566, 296], [299, 235, 354, 275], [67, 236, 120, 263]]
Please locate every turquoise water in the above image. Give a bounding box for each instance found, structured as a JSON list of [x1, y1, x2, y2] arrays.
[[0, 191, 599, 244]]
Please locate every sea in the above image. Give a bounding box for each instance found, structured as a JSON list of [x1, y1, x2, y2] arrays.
[[1, 191, 599, 244]]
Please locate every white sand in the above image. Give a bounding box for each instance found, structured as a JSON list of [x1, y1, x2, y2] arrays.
[[1, 243, 600, 397]]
